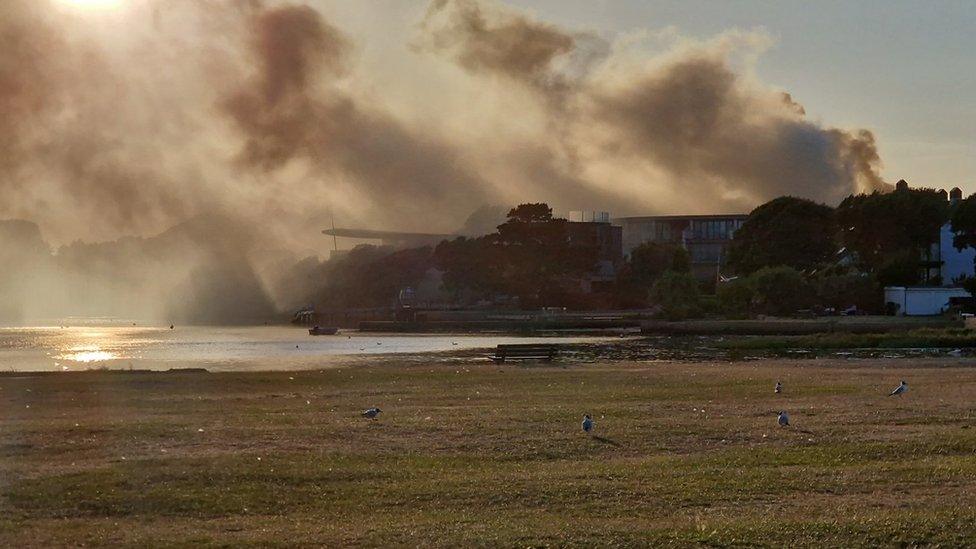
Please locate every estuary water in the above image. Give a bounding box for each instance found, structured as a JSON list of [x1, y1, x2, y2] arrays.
[[0, 323, 605, 372]]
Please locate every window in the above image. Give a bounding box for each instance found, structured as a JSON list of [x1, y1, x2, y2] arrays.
[[690, 219, 741, 240]]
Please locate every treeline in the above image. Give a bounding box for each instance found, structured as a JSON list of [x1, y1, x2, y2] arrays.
[[713, 183, 976, 319], [301, 204, 707, 312], [293, 204, 602, 311], [301, 183, 976, 318]]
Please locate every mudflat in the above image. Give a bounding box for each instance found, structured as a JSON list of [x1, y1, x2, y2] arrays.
[[2, 358, 975, 546]]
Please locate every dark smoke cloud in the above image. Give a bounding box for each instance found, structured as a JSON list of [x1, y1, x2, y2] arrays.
[[594, 55, 891, 204], [418, 0, 625, 207], [0, 3, 63, 170], [1, 0, 891, 240], [0, 0, 895, 322], [420, 0, 890, 209], [420, 0, 577, 95], [222, 4, 491, 224]]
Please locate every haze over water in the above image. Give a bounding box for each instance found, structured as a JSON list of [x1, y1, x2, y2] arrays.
[[0, 324, 600, 372]]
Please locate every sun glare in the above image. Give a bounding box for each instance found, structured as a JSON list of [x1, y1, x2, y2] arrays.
[[61, 350, 119, 363], [60, 0, 124, 10]]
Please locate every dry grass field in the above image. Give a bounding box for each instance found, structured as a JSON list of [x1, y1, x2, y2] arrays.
[[2, 357, 976, 546]]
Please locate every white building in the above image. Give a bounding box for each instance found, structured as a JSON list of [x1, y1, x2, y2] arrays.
[[884, 286, 970, 316], [939, 222, 976, 284], [906, 186, 975, 286]]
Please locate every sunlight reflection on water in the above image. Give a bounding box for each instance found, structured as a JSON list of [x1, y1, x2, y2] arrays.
[[57, 350, 121, 363], [0, 324, 604, 372]]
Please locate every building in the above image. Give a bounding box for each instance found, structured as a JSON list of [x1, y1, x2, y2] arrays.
[[612, 214, 747, 280], [938, 221, 975, 284], [896, 183, 974, 286], [884, 286, 969, 316], [322, 227, 460, 249], [568, 211, 611, 223], [932, 187, 975, 285], [883, 183, 974, 314]]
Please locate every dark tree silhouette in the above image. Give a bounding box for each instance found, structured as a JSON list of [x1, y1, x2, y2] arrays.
[[728, 196, 836, 275], [837, 184, 948, 270]]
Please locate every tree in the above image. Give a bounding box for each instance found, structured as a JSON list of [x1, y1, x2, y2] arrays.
[[876, 250, 924, 287], [651, 270, 701, 320], [727, 196, 837, 275], [748, 266, 813, 316], [434, 203, 598, 308], [717, 278, 755, 318], [312, 245, 434, 309], [950, 194, 976, 296], [502, 203, 554, 225], [613, 242, 690, 308], [838, 185, 949, 270], [813, 272, 881, 312], [0, 220, 53, 322], [433, 236, 504, 300], [497, 204, 598, 306], [951, 193, 976, 253], [627, 242, 691, 286]]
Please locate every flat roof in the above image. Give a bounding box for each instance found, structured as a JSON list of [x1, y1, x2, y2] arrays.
[[613, 214, 748, 222], [323, 228, 459, 240]]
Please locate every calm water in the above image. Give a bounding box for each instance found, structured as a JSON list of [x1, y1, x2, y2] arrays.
[[0, 324, 606, 372]]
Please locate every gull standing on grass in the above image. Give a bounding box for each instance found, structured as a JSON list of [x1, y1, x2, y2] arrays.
[[582, 414, 593, 433], [889, 380, 908, 397], [778, 411, 790, 427], [362, 407, 382, 419], [775, 381, 783, 394]]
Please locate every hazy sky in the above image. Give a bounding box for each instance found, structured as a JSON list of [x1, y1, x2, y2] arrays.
[[2, 0, 971, 321], [4, 0, 971, 249], [330, 0, 976, 192]]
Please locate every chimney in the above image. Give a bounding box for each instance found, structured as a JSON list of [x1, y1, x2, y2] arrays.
[[950, 187, 963, 204]]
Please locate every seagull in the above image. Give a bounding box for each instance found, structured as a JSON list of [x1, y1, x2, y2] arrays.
[[778, 411, 790, 427], [889, 380, 908, 397], [362, 407, 382, 419], [774, 381, 783, 394], [582, 414, 593, 433]]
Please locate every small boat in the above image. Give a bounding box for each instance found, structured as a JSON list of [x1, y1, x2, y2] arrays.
[[308, 326, 339, 336]]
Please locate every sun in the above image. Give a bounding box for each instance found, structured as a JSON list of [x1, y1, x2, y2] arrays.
[[59, 0, 124, 10]]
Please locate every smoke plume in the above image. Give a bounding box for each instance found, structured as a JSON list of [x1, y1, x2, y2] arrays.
[[420, 0, 890, 209], [222, 4, 492, 225], [0, 0, 891, 322]]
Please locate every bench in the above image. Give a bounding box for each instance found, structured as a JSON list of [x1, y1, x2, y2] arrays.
[[491, 344, 558, 363]]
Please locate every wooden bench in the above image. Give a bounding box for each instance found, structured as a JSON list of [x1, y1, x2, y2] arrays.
[[491, 344, 558, 363]]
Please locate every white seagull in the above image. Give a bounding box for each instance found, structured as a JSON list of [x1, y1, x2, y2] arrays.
[[889, 380, 908, 397], [774, 381, 783, 394], [362, 407, 382, 419], [581, 414, 594, 433], [778, 411, 790, 427]]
